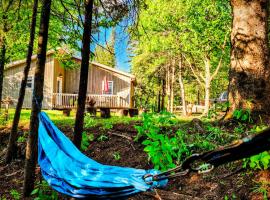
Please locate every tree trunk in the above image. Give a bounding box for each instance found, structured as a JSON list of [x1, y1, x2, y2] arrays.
[[23, 0, 51, 196], [170, 62, 175, 113], [0, 37, 6, 110], [179, 59, 187, 116], [5, 0, 38, 164], [229, 0, 270, 114], [161, 78, 165, 111], [166, 65, 171, 111], [73, 0, 94, 148], [204, 57, 211, 115]]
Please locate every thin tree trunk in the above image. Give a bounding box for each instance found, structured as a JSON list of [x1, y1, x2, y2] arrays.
[[0, 37, 6, 110], [170, 61, 175, 113], [204, 57, 211, 115], [5, 0, 38, 164], [73, 0, 94, 148], [157, 82, 161, 113], [166, 65, 170, 111], [161, 78, 165, 111], [178, 58, 187, 116], [228, 0, 270, 115], [23, 0, 52, 196]]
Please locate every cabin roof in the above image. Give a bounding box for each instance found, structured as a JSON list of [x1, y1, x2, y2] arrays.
[[6, 50, 135, 80]]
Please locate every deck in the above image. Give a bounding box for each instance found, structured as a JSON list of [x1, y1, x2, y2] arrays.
[[12, 93, 130, 109]]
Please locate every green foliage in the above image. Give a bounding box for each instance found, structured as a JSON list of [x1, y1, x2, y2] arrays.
[[31, 180, 58, 200], [97, 134, 109, 142], [233, 109, 253, 123], [113, 152, 121, 160], [224, 193, 237, 200], [55, 50, 80, 69], [93, 29, 116, 67], [243, 151, 270, 170], [252, 181, 270, 200], [81, 132, 94, 151], [134, 112, 176, 141], [10, 189, 20, 200]]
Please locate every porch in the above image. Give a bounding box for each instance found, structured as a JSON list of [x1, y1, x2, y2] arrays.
[[17, 93, 130, 110], [52, 93, 130, 109]]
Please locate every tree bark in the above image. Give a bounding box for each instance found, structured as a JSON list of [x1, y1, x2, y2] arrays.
[[5, 0, 38, 164], [161, 78, 165, 111], [0, 37, 6, 110], [228, 0, 270, 114], [73, 0, 94, 148], [179, 58, 187, 116], [170, 61, 175, 113], [23, 0, 51, 196], [203, 57, 211, 115]]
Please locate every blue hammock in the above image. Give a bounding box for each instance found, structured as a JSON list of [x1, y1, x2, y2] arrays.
[[38, 112, 167, 199]]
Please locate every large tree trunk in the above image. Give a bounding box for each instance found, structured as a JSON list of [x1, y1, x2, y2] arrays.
[[23, 0, 51, 196], [203, 57, 211, 115], [228, 0, 270, 114], [179, 59, 187, 116], [73, 0, 94, 148], [5, 0, 38, 164]]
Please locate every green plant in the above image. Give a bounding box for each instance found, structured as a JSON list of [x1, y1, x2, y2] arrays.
[[233, 124, 245, 134], [252, 181, 270, 200], [31, 180, 58, 200], [81, 132, 94, 151], [243, 151, 270, 170], [101, 121, 113, 130], [224, 193, 237, 200], [97, 134, 108, 142], [113, 152, 121, 160], [10, 189, 20, 200], [233, 109, 253, 123]]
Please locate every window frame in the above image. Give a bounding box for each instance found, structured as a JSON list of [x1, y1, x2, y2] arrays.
[[26, 76, 34, 90], [102, 80, 114, 95]]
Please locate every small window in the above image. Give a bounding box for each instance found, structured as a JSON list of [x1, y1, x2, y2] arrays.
[[26, 76, 34, 89], [102, 81, 113, 95]]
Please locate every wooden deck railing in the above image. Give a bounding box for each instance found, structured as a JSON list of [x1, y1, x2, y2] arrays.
[[52, 93, 129, 109]]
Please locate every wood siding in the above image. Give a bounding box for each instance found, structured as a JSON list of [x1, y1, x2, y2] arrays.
[[3, 55, 54, 109], [64, 63, 131, 105]]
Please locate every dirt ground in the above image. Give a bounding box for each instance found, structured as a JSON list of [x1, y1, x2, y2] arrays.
[[0, 122, 269, 200]]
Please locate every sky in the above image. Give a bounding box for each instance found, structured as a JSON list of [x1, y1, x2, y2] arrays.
[[92, 25, 131, 73]]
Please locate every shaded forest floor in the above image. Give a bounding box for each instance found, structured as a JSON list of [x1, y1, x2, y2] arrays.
[[0, 115, 270, 200]]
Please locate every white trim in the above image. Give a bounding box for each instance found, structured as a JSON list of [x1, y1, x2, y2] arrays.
[[26, 76, 34, 90], [102, 81, 113, 95]]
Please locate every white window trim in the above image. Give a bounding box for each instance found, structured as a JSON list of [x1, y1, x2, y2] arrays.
[[26, 76, 34, 90], [102, 81, 113, 95]]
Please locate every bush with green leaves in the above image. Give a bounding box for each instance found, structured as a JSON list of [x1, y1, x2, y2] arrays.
[[233, 109, 253, 123], [31, 180, 58, 200], [81, 131, 94, 151], [10, 189, 20, 200], [243, 151, 270, 170]]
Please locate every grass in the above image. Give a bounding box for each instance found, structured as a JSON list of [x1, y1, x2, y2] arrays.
[[0, 109, 140, 129]]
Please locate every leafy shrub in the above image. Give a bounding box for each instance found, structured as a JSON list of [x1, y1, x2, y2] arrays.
[[81, 132, 94, 151], [10, 189, 20, 200], [233, 109, 253, 123], [134, 112, 176, 141], [31, 180, 58, 200], [243, 151, 270, 170]]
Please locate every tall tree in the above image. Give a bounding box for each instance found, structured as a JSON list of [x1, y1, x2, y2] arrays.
[[228, 0, 270, 116], [94, 28, 116, 67], [73, 0, 94, 148], [5, 0, 38, 164], [23, 0, 52, 196]]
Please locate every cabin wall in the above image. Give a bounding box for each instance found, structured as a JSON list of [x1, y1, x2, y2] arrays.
[[64, 64, 131, 99], [3, 55, 54, 109]]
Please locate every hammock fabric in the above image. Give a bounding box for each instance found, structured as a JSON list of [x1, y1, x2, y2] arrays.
[[38, 112, 167, 199]]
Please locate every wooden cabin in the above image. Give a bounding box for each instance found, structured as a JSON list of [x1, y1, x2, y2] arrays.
[[3, 50, 136, 110]]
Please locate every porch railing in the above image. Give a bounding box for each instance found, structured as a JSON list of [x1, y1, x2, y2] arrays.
[[52, 93, 129, 109]]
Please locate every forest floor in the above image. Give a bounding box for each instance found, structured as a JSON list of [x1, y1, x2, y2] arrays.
[[0, 111, 269, 200]]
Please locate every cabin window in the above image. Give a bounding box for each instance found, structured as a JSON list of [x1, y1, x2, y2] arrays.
[[26, 76, 34, 89], [102, 81, 113, 95]]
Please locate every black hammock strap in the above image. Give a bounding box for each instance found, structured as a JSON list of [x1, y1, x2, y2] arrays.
[[144, 127, 270, 183]]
